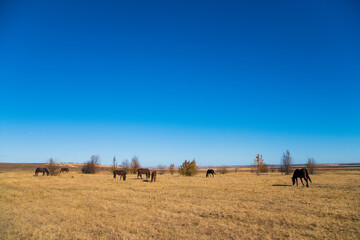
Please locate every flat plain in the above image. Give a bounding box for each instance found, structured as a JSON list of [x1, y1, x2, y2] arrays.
[[0, 167, 359, 239]]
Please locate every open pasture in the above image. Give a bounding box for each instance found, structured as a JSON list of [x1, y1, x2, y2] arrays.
[[0, 169, 359, 239]]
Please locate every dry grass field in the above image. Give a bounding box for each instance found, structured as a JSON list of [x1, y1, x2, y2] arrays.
[[0, 167, 359, 239]]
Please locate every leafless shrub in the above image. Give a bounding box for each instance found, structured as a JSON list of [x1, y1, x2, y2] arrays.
[[253, 154, 268, 175], [217, 166, 228, 174], [130, 156, 140, 174], [48, 158, 59, 176], [260, 163, 269, 173], [307, 158, 316, 174], [158, 165, 166, 175], [82, 155, 100, 174], [280, 150, 292, 175], [234, 168, 239, 173]]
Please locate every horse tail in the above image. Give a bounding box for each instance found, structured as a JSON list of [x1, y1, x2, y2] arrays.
[[305, 169, 312, 183], [113, 171, 116, 179]]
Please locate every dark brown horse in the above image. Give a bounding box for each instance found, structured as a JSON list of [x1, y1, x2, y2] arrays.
[[292, 168, 312, 187], [60, 168, 69, 173], [206, 169, 216, 177], [35, 168, 49, 176], [137, 168, 150, 179], [113, 170, 127, 181], [151, 171, 157, 182]]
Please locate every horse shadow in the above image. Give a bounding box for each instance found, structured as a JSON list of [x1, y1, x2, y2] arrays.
[[142, 179, 149, 182], [272, 184, 292, 187]]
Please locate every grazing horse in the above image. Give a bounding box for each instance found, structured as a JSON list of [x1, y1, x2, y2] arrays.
[[137, 168, 150, 179], [60, 168, 69, 173], [35, 168, 49, 176], [292, 168, 312, 187], [113, 170, 127, 181], [206, 169, 216, 177], [151, 171, 157, 182]]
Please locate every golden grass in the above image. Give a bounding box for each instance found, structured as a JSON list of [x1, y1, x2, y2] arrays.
[[0, 170, 359, 239]]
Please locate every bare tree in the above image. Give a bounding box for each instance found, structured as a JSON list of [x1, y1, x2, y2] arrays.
[[281, 150, 292, 175], [111, 156, 117, 174], [121, 159, 130, 173], [307, 158, 316, 174], [130, 156, 140, 174]]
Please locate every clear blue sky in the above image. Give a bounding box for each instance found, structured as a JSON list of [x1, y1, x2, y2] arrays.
[[1, 1, 359, 166]]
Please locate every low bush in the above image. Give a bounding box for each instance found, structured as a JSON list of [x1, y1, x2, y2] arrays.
[[48, 158, 59, 176], [179, 159, 198, 176], [158, 165, 166, 175], [217, 166, 228, 174], [169, 164, 175, 175], [82, 155, 100, 174]]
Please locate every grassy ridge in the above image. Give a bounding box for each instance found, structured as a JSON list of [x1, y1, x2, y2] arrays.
[[0, 170, 359, 239]]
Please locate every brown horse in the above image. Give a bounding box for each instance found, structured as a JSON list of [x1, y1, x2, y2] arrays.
[[151, 171, 157, 182], [292, 168, 312, 187], [137, 168, 150, 179], [113, 170, 127, 181], [35, 168, 49, 176], [60, 168, 69, 173]]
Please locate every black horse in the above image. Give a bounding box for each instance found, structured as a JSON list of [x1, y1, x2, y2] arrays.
[[206, 169, 216, 177], [35, 168, 49, 176], [292, 168, 312, 187], [113, 170, 127, 181], [151, 171, 157, 182], [60, 168, 69, 173], [137, 168, 150, 179]]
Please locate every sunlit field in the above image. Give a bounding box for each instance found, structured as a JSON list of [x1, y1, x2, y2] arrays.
[[0, 168, 359, 239]]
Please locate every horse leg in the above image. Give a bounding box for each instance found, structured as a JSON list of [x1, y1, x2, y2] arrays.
[[305, 178, 309, 187], [300, 178, 304, 186], [296, 178, 298, 186]]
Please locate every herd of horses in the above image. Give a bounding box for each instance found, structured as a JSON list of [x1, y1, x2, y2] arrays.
[[113, 168, 157, 182], [34, 167, 313, 187]]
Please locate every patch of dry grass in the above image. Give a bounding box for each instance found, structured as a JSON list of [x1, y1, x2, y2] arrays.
[[0, 170, 359, 239]]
